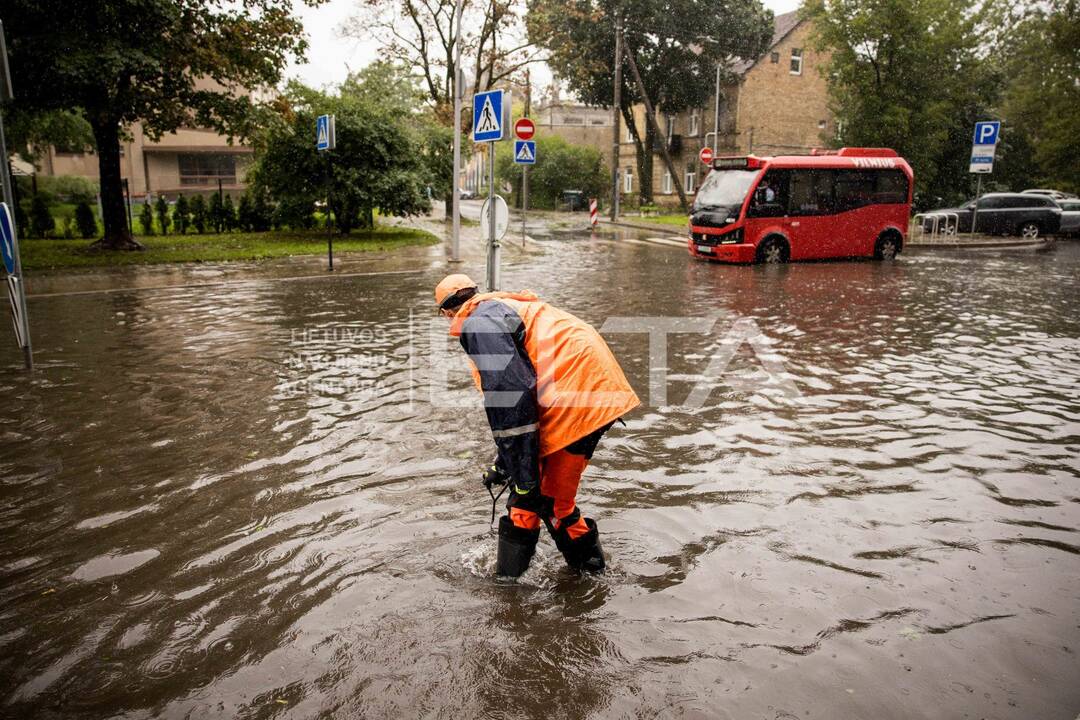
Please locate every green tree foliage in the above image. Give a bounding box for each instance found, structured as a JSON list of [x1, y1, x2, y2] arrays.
[[190, 194, 208, 234], [155, 195, 170, 235], [803, 0, 991, 206], [3, 0, 317, 249], [529, 0, 773, 203], [174, 195, 191, 235], [140, 199, 155, 236], [250, 79, 434, 234], [3, 109, 94, 164], [998, 0, 1080, 193], [29, 195, 54, 238], [74, 201, 98, 239], [496, 136, 607, 209]]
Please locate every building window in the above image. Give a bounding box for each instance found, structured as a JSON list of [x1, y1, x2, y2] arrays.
[[590, 119, 606, 125], [689, 110, 700, 136], [625, 123, 634, 142], [790, 48, 803, 75], [562, 115, 584, 125], [818, 119, 827, 129], [685, 164, 696, 194], [770, 51, 780, 64], [624, 167, 633, 193], [662, 170, 672, 194], [178, 153, 237, 185]]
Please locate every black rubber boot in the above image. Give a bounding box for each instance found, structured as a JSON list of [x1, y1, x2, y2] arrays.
[[555, 518, 605, 573], [495, 515, 540, 578]]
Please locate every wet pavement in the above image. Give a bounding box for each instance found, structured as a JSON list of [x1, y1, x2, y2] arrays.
[[1, 224, 1078, 719]]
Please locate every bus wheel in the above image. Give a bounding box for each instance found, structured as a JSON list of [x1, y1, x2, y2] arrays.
[[875, 234, 900, 260], [757, 237, 788, 264]]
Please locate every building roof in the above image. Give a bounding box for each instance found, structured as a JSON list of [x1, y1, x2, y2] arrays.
[[731, 10, 802, 75]]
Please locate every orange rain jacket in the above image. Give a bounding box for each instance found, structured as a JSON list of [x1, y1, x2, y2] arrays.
[[449, 290, 639, 490]]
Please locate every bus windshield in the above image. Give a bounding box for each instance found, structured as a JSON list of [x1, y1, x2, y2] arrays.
[[693, 169, 759, 212]]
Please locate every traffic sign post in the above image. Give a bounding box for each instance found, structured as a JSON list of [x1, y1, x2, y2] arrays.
[[514, 115, 535, 247], [969, 121, 1001, 234], [699, 147, 714, 165], [473, 89, 508, 290], [0, 21, 31, 370], [317, 114, 336, 270]]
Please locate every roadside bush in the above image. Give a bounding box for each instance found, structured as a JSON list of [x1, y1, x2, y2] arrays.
[[74, 201, 97, 238], [209, 193, 225, 233], [190, 194, 208, 234], [272, 198, 314, 230], [237, 193, 253, 232], [15, 200, 29, 234], [174, 195, 190, 234], [155, 195, 170, 235], [251, 190, 272, 231], [29, 195, 54, 238], [15, 176, 100, 204], [222, 194, 237, 231], [140, 198, 155, 235]]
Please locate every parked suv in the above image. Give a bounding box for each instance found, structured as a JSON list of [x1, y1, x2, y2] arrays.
[[923, 193, 1062, 238]]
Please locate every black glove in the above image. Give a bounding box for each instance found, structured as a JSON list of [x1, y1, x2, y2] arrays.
[[481, 460, 510, 490], [507, 481, 547, 515]]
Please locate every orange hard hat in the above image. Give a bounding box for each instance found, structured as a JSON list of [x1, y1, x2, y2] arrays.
[[435, 273, 478, 309]]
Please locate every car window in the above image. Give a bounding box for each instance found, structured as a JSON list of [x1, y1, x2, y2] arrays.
[[978, 196, 1007, 209], [1062, 201, 1080, 211]]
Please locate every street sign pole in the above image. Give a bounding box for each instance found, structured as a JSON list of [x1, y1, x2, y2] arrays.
[[0, 21, 31, 371], [317, 114, 336, 270], [968, 121, 1001, 236], [972, 174, 983, 235], [522, 71, 530, 247], [450, 0, 464, 263], [486, 141, 500, 291]]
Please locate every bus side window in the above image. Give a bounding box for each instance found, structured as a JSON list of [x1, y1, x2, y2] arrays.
[[875, 170, 908, 204], [790, 169, 836, 215], [749, 170, 789, 217], [835, 170, 875, 211]]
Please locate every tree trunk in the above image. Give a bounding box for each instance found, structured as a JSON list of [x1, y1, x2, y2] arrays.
[[89, 116, 142, 250], [641, 119, 656, 204]]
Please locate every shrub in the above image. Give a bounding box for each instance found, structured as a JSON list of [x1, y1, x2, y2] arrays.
[[174, 195, 190, 234], [140, 198, 155, 235], [222, 194, 237, 231], [251, 190, 272, 232], [155, 195, 170, 235], [237, 193, 253, 232], [208, 192, 224, 233], [74, 201, 97, 238], [29, 195, 54, 238], [191, 194, 208, 233]]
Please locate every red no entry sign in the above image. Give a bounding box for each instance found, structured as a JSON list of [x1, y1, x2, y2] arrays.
[[514, 118, 535, 140], [699, 147, 714, 165]]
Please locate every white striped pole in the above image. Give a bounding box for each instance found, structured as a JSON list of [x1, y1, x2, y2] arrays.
[[589, 198, 599, 228]]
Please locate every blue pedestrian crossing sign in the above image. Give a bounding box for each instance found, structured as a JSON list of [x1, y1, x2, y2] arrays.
[[972, 121, 1001, 146], [472, 89, 505, 142], [316, 114, 336, 151], [513, 140, 536, 165]]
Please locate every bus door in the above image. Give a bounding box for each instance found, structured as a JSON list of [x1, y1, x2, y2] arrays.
[[745, 168, 793, 248], [787, 168, 839, 259]]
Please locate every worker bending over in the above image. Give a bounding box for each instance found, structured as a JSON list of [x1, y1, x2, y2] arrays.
[[435, 274, 640, 578]]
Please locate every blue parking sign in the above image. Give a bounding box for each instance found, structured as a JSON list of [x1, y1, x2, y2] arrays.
[[973, 121, 1001, 146]]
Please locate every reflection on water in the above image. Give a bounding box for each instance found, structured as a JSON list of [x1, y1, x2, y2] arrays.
[[1, 238, 1078, 718]]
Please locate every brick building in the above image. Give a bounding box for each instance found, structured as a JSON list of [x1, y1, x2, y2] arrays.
[[619, 11, 833, 206]]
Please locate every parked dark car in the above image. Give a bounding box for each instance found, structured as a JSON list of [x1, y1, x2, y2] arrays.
[[922, 193, 1062, 238]]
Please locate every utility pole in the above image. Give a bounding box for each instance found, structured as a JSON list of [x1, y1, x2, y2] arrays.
[[624, 43, 688, 209], [522, 68, 530, 246], [712, 64, 721, 152], [450, 0, 464, 262], [610, 16, 623, 221]]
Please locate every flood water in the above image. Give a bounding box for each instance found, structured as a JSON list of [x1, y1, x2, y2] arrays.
[[2, 231, 1078, 719]]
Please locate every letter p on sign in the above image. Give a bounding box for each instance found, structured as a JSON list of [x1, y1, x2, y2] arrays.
[[974, 121, 1000, 146]]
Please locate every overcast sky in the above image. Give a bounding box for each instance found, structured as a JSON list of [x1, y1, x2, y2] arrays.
[[286, 0, 804, 94]]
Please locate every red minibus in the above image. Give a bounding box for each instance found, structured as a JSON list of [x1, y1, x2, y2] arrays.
[[688, 148, 914, 264]]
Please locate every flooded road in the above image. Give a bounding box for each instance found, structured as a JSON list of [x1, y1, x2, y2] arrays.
[[2, 230, 1079, 719]]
